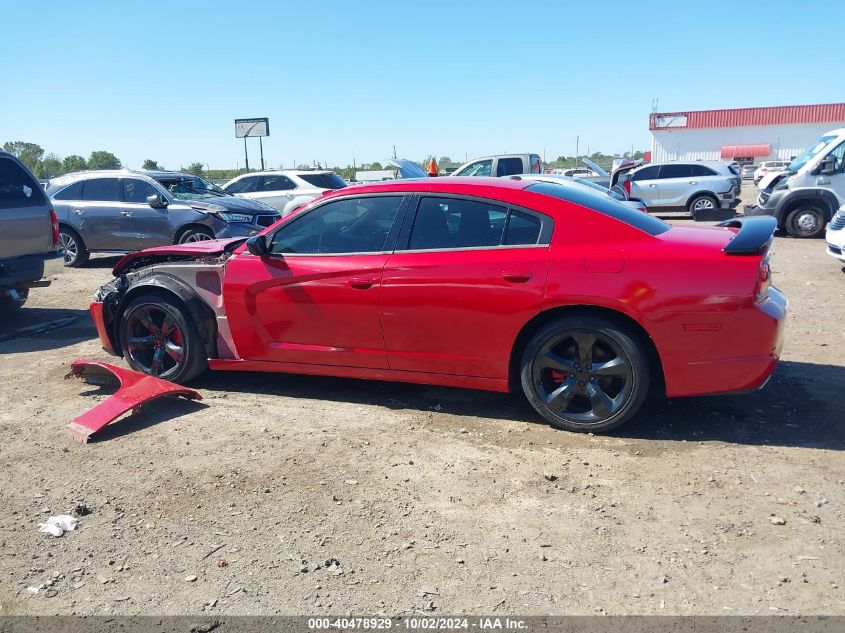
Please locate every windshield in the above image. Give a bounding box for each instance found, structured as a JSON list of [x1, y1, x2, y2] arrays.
[[298, 172, 347, 189], [161, 176, 229, 199], [788, 135, 838, 173]]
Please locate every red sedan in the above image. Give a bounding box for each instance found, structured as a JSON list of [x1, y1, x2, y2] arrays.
[[90, 177, 786, 433]]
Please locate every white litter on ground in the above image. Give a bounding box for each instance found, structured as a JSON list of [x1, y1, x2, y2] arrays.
[[37, 515, 78, 537]]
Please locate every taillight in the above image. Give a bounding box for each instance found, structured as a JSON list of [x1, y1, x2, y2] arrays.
[[637, 203, 648, 213], [49, 209, 60, 246], [623, 179, 631, 196], [755, 259, 771, 302]]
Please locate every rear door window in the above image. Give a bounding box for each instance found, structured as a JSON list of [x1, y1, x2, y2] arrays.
[[631, 166, 660, 181], [503, 210, 542, 245], [82, 178, 121, 201], [496, 157, 524, 177], [225, 176, 259, 194], [298, 173, 347, 189], [260, 175, 297, 191], [0, 156, 47, 209], [409, 197, 507, 250], [689, 165, 718, 177], [658, 164, 693, 179]]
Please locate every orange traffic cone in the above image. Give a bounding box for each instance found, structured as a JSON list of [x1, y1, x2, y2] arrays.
[[426, 157, 439, 177]]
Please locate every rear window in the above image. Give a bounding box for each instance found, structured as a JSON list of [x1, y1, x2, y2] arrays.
[[298, 173, 347, 189], [0, 157, 47, 209], [690, 164, 718, 177], [52, 180, 84, 200], [525, 182, 670, 236]]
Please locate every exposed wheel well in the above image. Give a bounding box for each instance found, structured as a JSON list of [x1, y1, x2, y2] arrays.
[[174, 223, 214, 243], [58, 223, 84, 241], [508, 305, 665, 394], [114, 284, 217, 358]]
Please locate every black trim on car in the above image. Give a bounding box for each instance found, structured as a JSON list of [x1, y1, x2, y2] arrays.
[[525, 182, 670, 236]]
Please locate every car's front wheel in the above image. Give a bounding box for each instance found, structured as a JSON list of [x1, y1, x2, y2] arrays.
[[520, 315, 650, 433], [118, 293, 207, 383], [785, 205, 826, 238]]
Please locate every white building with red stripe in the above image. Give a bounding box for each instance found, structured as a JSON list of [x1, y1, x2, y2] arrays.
[[648, 103, 845, 163]]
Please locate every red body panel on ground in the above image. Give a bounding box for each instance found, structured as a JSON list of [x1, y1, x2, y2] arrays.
[[64, 359, 202, 443]]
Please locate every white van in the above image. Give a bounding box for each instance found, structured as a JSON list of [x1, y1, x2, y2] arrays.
[[744, 128, 845, 237]]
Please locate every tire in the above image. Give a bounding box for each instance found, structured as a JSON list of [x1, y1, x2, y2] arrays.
[[118, 292, 207, 383], [59, 227, 90, 267], [177, 227, 214, 244], [520, 315, 650, 433], [785, 204, 826, 238], [0, 288, 28, 313], [688, 194, 719, 220]]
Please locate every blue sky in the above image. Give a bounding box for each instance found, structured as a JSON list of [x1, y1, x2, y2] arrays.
[[2, 0, 843, 170]]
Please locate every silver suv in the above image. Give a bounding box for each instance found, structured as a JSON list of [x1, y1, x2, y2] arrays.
[[626, 161, 741, 218], [0, 151, 63, 312], [47, 170, 280, 266]]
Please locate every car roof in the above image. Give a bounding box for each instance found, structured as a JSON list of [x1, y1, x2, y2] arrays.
[[232, 169, 335, 179], [326, 176, 531, 197], [136, 170, 197, 179]]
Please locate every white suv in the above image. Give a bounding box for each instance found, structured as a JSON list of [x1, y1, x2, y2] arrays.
[[223, 170, 347, 216], [624, 161, 741, 219], [753, 161, 789, 185]]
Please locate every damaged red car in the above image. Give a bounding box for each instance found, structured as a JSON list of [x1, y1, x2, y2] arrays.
[[90, 177, 786, 433]]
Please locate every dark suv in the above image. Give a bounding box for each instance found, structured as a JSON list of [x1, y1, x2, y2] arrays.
[[0, 152, 63, 312], [47, 170, 280, 266]]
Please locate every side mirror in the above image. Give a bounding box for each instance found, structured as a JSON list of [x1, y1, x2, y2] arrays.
[[245, 234, 269, 257], [147, 193, 168, 209], [820, 156, 837, 176]]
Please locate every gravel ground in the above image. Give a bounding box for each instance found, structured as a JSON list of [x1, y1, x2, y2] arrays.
[[1, 185, 844, 616]]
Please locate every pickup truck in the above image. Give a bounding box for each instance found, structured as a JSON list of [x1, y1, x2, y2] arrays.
[[451, 153, 543, 177], [0, 151, 63, 312]]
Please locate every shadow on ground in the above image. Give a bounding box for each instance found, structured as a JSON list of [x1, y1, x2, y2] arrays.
[[0, 307, 95, 354], [69, 382, 209, 443], [192, 359, 845, 451]]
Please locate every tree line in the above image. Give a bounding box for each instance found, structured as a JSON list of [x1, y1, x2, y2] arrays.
[[3, 140, 647, 182]]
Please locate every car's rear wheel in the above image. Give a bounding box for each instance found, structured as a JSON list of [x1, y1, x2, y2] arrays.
[[0, 288, 28, 313], [785, 205, 825, 238], [520, 316, 649, 433], [177, 227, 214, 244], [688, 194, 719, 220], [59, 227, 89, 267], [118, 293, 207, 383]]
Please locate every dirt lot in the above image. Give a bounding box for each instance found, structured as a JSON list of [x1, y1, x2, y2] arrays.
[[1, 186, 844, 616]]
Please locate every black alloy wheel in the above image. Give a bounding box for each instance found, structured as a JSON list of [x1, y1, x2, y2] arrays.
[[521, 316, 649, 433], [119, 294, 207, 383]]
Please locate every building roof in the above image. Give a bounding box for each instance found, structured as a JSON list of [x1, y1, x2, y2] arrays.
[[649, 103, 845, 131]]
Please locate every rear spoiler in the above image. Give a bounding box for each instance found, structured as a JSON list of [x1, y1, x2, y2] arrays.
[[717, 216, 777, 254]]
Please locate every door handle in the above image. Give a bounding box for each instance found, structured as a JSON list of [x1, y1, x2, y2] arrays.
[[348, 276, 376, 289], [648, 184, 657, 188], [73, 209, 84, 215], [502, 270, 532, 283], [688, 181, 698, 185], [120, 211, 132, 217]]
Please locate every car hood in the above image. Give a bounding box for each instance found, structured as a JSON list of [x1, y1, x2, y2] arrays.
[[184, 196, 277, 214], [112, 238, 244, 275], [387, 159, 429, 179]]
